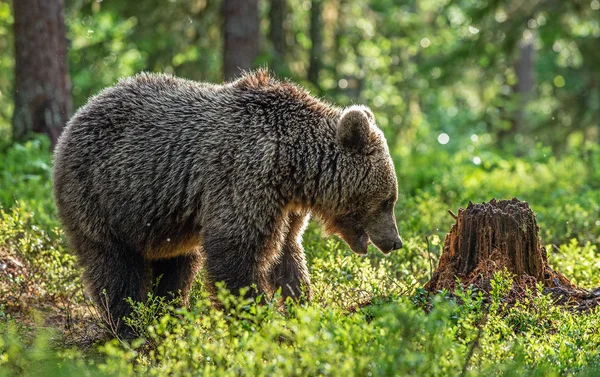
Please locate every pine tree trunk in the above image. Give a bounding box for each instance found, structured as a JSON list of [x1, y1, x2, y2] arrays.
[[223, 0, 260, 81], [332, 0, 346, 81], [12, 0, 71, 148], [499, 38, 534, 143], [308, 0, 323, 90], [269, 0, 286, 73], [511, 40, 534, 134]]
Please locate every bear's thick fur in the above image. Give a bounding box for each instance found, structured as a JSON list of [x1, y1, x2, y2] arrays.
[[53, 70, 402, 332]]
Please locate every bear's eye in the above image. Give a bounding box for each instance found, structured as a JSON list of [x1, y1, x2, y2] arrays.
[[381, 198, 395, 210]]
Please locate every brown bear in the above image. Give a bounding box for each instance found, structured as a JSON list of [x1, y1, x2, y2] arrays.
[[52, 70, 402, 333]]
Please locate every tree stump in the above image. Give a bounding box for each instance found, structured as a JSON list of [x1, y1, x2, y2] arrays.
[[425, 198, 600, 310]]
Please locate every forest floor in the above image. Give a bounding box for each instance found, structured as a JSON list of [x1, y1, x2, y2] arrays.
[[1, 137, 600, 376]]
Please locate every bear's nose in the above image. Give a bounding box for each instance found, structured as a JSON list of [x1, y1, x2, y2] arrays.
[[392, 239, 403, 250]]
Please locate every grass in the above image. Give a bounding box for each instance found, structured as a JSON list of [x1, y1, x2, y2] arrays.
[[1, 135, 600, 376]]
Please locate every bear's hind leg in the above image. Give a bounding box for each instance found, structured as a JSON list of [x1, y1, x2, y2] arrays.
[[152, 252, 202, 305], [75, 234, 150, 335], [270, 211, 312, 302]]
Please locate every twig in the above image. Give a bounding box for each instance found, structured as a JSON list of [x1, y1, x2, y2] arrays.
[[448, 209, 458, 220], [62, 293, 76, 346], [460, 310, 487, 377], [460, 325, 483, 377], [425, 236, 434, 282]]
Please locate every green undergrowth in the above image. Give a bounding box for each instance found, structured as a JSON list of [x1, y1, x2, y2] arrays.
[[2, 282, 600, 376], [1, 136, 600, 376]]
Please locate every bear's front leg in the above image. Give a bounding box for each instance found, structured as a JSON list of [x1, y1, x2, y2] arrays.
[[202, 228, 272, 300], [270, 211, 312, 302]]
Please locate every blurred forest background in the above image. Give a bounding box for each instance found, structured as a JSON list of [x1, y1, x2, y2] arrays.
[[2, 1, 600, 375], [2, 0, 599, 151]]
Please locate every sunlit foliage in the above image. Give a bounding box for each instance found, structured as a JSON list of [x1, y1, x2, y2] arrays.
[[1, 0, 600, 375]]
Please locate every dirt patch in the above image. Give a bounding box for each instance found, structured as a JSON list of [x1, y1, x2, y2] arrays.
[[1, 247, 107, 347]]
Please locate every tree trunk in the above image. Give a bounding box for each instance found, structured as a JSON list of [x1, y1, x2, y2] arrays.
[[332, 0, 346, 81], [12, 0, 71, 148], [500, 38, 535, 143], [308, 0, 323, 90], [425, 198, 599, 310], [269, 0, 286, 73], [222, 0, 260, 81], [512, 39, 534, 130]]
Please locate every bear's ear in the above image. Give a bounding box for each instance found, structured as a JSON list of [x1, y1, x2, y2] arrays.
[[337, 107, 373, 153], [361, 107, 375, 122]]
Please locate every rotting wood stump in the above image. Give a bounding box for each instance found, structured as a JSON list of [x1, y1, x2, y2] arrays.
[[425, 198, 600, 311]]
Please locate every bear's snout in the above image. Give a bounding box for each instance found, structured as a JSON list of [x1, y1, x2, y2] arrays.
[[364, 210, 403, 255], [370, 234, 403, 254]]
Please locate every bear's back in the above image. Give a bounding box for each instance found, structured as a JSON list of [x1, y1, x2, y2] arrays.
[[53, 74, 232, 244]]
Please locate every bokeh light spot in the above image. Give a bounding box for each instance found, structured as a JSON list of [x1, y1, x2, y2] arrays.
[[438, 133, 450, 145]]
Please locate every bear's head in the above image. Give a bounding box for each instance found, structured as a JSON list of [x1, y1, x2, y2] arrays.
[[323, 105, 403, 255]]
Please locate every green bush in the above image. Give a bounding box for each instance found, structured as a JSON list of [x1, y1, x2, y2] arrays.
[[0, 136, 58, 231]]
